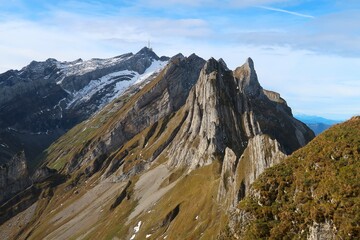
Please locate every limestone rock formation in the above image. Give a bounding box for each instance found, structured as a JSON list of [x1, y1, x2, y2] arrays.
[[164, 57, 313, 208]]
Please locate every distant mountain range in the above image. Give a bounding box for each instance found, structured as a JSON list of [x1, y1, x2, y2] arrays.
[[295, 114, 342, 135]]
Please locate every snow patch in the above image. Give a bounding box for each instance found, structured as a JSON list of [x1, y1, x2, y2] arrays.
[[56, 76, 65, 85], [107, 60, 167, 104], [134, 221, 142, 233], [129, 221, 142, 240], [66, 59, 167, 110], [7, 127, 18, 132], [0, 143, 9, 148], [146, 234, 152, 238], [53, 98, 67, 118], [134, 60, 167, 84], [65, 70, 134, 108], [56, 54, 132, 78]]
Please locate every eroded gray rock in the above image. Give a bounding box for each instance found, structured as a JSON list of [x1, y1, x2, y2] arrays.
[[0, 151, 30, 204]]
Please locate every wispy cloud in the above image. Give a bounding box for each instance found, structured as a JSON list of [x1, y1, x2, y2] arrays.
[[256, 5, 315, 18], [145, 0, 289, 8]]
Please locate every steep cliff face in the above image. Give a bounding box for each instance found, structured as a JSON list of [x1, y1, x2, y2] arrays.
[[217, 135, 286, 208], [0, 152, 30, 204], [166, 58, 247, 169]]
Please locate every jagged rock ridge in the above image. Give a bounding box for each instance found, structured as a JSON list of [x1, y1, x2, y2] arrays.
[[165, 57, 313, 207]]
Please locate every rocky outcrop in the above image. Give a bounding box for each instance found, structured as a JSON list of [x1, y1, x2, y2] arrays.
[[239, 135, 286, 188], [31, 166, 57, 183], [308, 221, 335, 240], [217, 135, 286, 208], [217, 148, 238, 206], [0, 151, 30, 204]]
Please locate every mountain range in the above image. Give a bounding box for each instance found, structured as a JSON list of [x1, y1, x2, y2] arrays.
[[295, 114, 342, 135], [0, 48, 358, 240], [0, 47, 168, 167]]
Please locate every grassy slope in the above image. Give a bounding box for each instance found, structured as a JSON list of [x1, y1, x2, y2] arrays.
[[89, 161, 224, 240], [234, 116, 360, 239]]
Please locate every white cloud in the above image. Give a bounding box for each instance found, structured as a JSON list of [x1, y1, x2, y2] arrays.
[[0, 11, 212, 71], [219, 9, 360, 57]]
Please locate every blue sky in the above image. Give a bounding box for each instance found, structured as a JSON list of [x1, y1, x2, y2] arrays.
[[0, 0, 359, 120]]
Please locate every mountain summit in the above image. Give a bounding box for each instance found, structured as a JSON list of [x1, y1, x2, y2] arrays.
[[0, 49, 315, 239]]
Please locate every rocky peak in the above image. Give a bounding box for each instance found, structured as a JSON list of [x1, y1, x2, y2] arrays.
[[203, 57, 220, 74], [135, 47, 160, 61], [218, 58, 229, 71], [234, 57, 262, 97], [169, 53, 185, 63], [245, 57, 254, 69], [24, 58, 59, 74]]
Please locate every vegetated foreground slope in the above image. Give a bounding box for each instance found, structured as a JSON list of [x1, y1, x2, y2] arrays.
[[0, 53, 314, 240], [225, 116, 360, 239]]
